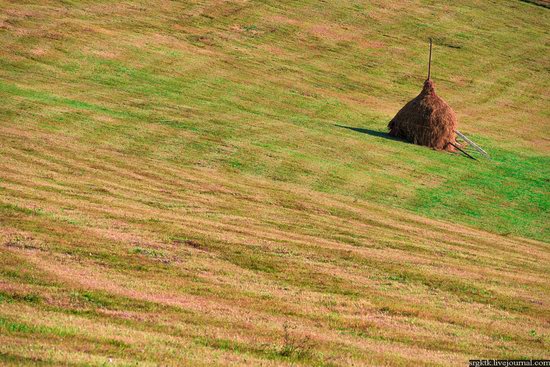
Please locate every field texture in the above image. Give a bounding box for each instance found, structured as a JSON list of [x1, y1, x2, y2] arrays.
[[0, 0, 549, 366]]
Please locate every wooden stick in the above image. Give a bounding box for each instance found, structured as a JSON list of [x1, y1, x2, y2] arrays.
[[455, 130, 490, 158], [449, 141, 476, 160], [427, 38, 432, 80]]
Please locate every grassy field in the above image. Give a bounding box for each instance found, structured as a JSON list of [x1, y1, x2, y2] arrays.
[[0, 0, 549, 366]]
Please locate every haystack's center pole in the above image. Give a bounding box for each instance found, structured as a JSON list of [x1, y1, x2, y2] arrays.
[[427, 38, 433, 80]]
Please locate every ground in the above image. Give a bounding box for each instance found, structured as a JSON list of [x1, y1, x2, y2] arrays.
[[0, 0, 549, 366]]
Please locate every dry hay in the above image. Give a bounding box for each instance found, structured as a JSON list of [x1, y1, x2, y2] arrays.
[[388, 79, 457, 151]]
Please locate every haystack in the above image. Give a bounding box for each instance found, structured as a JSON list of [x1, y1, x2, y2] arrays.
[[388, 40, 457, 151]]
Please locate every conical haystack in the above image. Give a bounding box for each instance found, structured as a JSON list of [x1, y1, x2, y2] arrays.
[[388, 40, 457, 151]]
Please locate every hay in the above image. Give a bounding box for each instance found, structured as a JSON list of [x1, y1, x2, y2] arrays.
[[388, 79, 457, 151]]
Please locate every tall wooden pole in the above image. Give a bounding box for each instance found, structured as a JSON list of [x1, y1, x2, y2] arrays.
[[427, 38, 433, 80]]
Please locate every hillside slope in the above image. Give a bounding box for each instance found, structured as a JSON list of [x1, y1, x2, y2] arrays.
[[0, 0, 549, 366]]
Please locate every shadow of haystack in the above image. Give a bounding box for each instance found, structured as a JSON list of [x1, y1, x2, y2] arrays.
[[335, 124, 405, 142]]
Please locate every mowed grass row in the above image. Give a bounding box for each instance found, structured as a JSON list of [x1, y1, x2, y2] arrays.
[[0, 0, 548, 240], [0, 143, 548, 365], [0, 0, 549, 366]]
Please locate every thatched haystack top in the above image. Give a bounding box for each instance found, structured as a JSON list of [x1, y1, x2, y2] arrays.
[[388, 78, 457, 151], [420, 79, 435, 96]]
